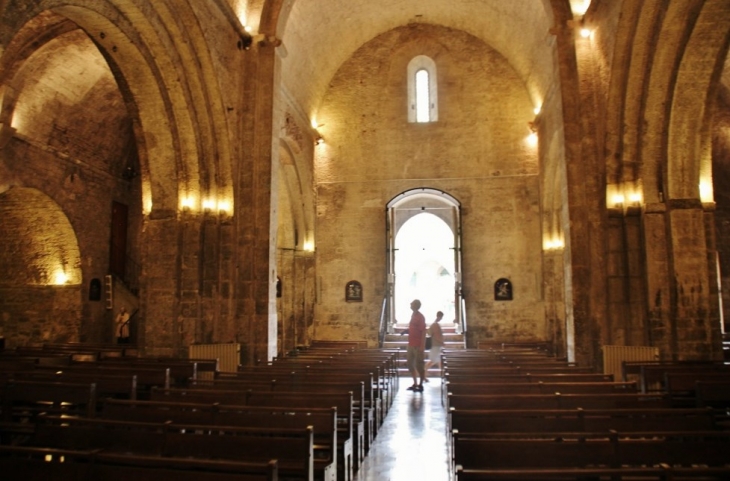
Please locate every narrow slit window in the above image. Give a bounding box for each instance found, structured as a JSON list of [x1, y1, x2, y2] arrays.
[[407, 55, 438, 123], [415, 69, 430, 122]]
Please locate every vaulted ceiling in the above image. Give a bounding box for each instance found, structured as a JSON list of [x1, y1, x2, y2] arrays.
[[273, 0, 564, 121]]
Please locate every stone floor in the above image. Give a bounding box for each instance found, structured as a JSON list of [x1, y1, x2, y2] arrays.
[[354, 376, 451, 481]]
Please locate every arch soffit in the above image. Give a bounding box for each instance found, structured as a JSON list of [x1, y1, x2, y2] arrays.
[[638, 0, 722, 204], [1, 1, 234, 216], [261, 0, 556, 120], [388, 188, 460, 234], [667, 0, 730, 201], [278, 137, 313, 247], [603, 0, 655, 185], [0, 186, 82, 286]]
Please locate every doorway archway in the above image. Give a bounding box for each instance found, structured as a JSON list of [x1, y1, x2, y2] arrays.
[[385, 188, 462, 334]]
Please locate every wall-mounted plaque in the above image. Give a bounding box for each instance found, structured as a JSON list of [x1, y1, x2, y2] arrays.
[[494, 278, 513, 301], [346, 280, 363, 302]]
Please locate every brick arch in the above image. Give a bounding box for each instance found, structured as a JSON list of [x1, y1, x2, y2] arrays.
[[0, 186, 81, 286], [0, 186, 83, 347], [1, 1, 236, 216], [666, 0, 730, 201], [636, 0, 730, 203]]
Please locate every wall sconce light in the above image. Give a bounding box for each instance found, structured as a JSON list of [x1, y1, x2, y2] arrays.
[[202, 199, 216, 212], [180, 197, 194, 211], [303, 240, 315, 252], [54, 270, 69, 285], [611, 194, 625, 209], [580, 27, 592, 38], [543, 237, 565, 251], [217, 200, 231, 214]]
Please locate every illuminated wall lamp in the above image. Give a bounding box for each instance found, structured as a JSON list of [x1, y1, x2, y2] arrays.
[[611, 194, 625, 209], [54, 270, 69, 285], [180, 197, 195, 211], [217, 200, 231, 214], [202, 199, 216, 212]]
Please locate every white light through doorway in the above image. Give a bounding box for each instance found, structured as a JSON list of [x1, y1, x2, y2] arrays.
[[394, 212, 455, 325]]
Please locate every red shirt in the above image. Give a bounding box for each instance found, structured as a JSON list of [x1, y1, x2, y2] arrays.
[[408, 310, 426, 347]]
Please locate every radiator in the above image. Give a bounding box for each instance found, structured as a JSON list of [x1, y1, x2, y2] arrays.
[[189, 343, 241, 373], [602, 345, 659, 381]]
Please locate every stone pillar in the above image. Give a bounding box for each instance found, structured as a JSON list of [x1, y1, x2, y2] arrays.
[[644, 200, 723, 360], [235, 37, 279, 365], [138, 213, 182, 357], [542, 249, 566, 358]]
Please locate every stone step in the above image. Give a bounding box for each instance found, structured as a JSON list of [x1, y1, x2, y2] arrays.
[[383, 334, 463, 343], [382, 340, 465, 350]]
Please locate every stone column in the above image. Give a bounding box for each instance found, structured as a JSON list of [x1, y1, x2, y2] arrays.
[[138, 212, 182, 357], [235, 36, 279, 365], [644, 200, 723, 360]]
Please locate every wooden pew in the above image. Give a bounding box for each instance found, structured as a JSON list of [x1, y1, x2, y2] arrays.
[[1, 380, 97, 421], [696, 380, 730, 409], [447, 392, 672, 411], [620, 360, 730, 392], [244, 390, 355, 481], [28, 416, 315, 481], [665, 372, 730, 407], [99, 399, 337, 481], [0, 445, 278, 481], [449, 407, 720, 436], [445, 372, 614, 383], [172, 377, 372, 463], [446, 381, 638, 396], [452, 430, 730, 473], [11, 370, 138, 400], [28, 363, 172, 393], [455, 465, 730, 480]]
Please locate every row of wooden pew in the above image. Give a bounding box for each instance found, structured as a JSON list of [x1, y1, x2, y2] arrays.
[[0, 340, 398, 481], [442, 344, 730, 480]]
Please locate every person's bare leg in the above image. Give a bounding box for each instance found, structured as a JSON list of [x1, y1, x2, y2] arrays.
[[423, 360, 433, 381]]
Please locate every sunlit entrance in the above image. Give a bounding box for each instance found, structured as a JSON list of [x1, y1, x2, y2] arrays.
[[394, 213, 455, 324], [384, 188, 462, 334]]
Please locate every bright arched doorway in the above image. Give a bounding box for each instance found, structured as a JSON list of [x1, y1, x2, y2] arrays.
[[385, 188, 462, 338]]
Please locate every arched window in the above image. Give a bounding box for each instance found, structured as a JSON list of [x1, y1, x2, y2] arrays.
[[407, 55, 438, 123]]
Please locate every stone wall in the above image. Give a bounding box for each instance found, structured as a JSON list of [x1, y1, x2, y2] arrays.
[[312, 23, 544, 345]]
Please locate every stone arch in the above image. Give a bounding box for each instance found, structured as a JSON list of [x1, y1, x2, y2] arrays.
[[666, 0, 730, 201], [0, 186, 81, 286], [0, 186, 82, 346], [277, 133, 314, 251], [637, 0, 730, 203], [1, 1, 237, 216]]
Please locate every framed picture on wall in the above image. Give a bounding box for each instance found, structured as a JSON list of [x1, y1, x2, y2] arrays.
[[494, 278, 513, 301], [346, 280, 363, 302]]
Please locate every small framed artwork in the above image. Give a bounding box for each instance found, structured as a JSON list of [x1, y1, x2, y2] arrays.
[[345, 280, 363, 302], [494, 278, 513, 301]]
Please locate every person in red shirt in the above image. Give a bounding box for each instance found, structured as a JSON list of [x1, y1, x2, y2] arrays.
[[406, 299, 426, 392]]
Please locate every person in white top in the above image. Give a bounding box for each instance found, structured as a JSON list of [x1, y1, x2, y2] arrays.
[[423, 311, 444, 382]]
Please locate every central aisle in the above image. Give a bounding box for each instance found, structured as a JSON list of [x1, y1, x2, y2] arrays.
[[354, 377, 451, 481]]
